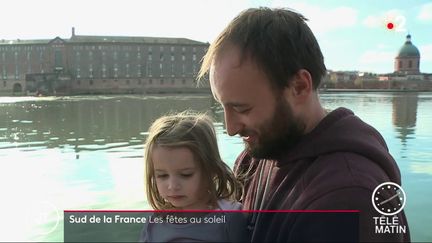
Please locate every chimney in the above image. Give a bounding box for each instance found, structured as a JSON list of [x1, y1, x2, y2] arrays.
[[72, 27, 75, 37]]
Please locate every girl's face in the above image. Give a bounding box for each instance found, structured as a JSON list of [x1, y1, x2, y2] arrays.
[[152, 146, 209, 210]]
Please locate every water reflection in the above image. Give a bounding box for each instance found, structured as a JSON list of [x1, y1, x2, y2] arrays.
[[392, 93, 418, 147], [210, 97, 225, 123], [0, 95, 214, 154]]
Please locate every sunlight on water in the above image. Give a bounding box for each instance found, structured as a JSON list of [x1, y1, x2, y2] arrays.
[[0, 96, 58, 103]]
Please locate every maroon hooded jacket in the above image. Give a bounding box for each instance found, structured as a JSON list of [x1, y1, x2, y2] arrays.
[[234, 107, 410, 242]]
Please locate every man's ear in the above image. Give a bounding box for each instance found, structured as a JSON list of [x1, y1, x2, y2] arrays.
[[283, 69, 313, 104], [292, 69, 313, 96]]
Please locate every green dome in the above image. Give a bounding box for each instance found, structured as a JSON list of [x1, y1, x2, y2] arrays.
[[397, 35, 420, 57]]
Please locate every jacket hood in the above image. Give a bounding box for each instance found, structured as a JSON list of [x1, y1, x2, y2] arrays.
[[275, 107, 401, 184]]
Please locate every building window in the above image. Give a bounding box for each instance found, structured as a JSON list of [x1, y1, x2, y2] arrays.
[[147, 62, 152, 77], [171, 46, 175, 52], [126, 79, 130, 85], [148, 54, 152, 61], [2, 65, 6, 80], [182, 47, 186, 52], [160, 63, 163, 76], [408, 60, 412, 68], [89, 64, 93, 78], [3, 81, 6, 87], [171, 79, 175, 85], [399, 61, 402, 69], [75, 52, 80, 65], [114, 64, 118, 78], [160, 53, 164, 61], [113, 51, 118, 60], [102, 64, 107, 78], [171, 55, 174, 61], [193, 54, 196, 61], [182, 64, 186, 75], [77, 80, 81, 85], [160, 46, 164, 52], [89, 80, 94, 85], [137, 64, 142, 77], [15, 64, 19, 79], [160, 79, 164, 85], [193, 47, 196, 53], [126, 63, 130, 77], [182, 79, 186, 85]]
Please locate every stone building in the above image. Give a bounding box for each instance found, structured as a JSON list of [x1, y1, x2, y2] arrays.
[[394, 34, 420, 74], [0, 28, 209, 95]]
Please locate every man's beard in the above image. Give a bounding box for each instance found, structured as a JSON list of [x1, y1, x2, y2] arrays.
[[244, 96, 305, 159]]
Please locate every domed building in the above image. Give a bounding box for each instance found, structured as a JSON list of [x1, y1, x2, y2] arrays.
[[394, 34, 420, 74]]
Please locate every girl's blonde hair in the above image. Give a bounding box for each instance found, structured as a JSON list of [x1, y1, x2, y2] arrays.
[[144, 110, 241, 210]]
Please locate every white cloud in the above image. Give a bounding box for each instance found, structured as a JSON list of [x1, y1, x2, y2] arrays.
[[359, 50, 396, 64], [363, 9, 407, 32], [419, 44, 432, 61], [270, 1, 358, 34], [0, 0, 249, 42], [418, 3, 432, 21], [363, 15, 383, 28]]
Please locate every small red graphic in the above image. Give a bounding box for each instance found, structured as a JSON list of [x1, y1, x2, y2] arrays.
[[386, 22, 394, 30]]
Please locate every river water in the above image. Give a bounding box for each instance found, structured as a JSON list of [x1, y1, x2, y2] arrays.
[[0, 92, 430, 242]]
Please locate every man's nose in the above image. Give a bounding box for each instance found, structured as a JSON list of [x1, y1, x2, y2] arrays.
[[224, 111, 242, 136]]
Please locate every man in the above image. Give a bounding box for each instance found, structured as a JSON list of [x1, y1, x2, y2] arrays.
[[198, 7, 410, 242]]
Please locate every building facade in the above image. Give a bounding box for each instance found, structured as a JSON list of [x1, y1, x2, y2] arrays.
[[0, 28, 210, 95], [394, 34, 420, 74]]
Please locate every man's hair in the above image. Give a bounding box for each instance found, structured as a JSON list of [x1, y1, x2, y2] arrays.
[[198, 7, 326, 90], [144, 110, 241, 210]]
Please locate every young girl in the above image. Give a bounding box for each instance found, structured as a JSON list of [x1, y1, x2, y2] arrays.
[[139, 111, 249, 242]]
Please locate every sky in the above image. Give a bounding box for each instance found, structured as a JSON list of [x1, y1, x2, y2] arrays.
[[0, 0, 431, 74]]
